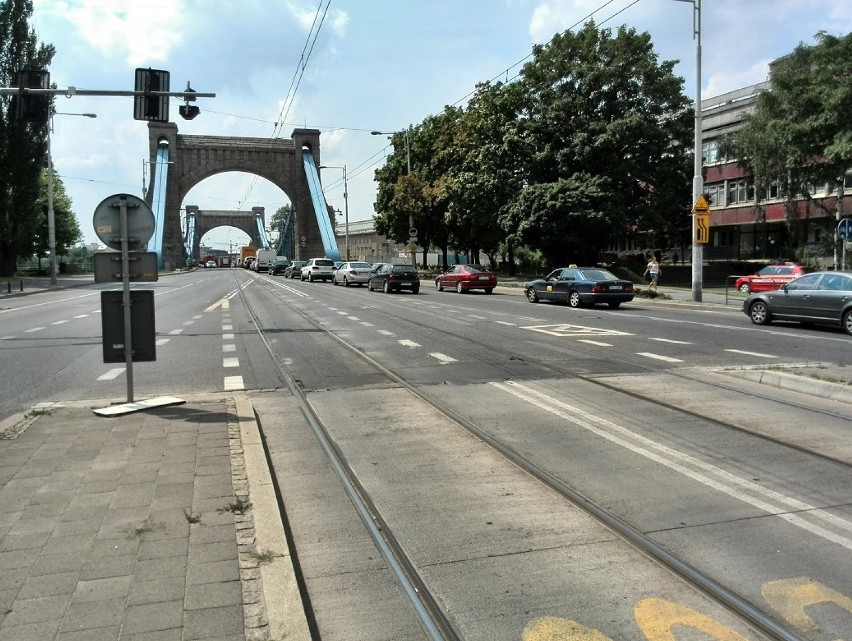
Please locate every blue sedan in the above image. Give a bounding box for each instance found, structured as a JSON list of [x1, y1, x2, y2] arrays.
[[525, 267, 635, 308]]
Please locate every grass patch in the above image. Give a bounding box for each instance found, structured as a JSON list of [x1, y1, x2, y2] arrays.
[[218, 497, 252, 515], [249, 548, 278, 565], [184, 509, 202, 524]]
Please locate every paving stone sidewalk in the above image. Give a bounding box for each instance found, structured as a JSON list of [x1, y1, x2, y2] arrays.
[[0, 397, 269, 641]]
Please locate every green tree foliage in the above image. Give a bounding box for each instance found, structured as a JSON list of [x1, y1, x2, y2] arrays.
[[35, 168, 81, 258], [724, 31, 852, 261], [0, 0, 56, 276], [372, 22, 693, 270], [505, 22, 693, 266]]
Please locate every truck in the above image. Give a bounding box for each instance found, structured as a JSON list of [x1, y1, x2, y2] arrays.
[[238, 246, 257, 268], [253, 248, 277, 272]]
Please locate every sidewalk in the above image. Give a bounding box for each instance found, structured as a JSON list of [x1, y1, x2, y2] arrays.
[[0, 394, 309, 641]]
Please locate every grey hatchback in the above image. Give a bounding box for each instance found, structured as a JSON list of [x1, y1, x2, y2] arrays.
[[367, 263, 420, 293], [743, 271, 852, 335]]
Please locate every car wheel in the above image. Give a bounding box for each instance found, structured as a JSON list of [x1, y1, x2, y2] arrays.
[[456, 282, 464, 294], [411, 286, 420, 294], [739, 283, 751, 294], [436, 279, 443, 291], [368, 279, 374, 291], [485, 288, 493, 294], [842, 309, 852, 336], [608, 301, 621, 309], [526, 287, 539, 303], [749, 300, 772, 325], [332, 277, 338, 286], [308, 274, 314, 282], [383, 281, 390, 294], [568, 291, 582, 308], [344, 277, 350, 287], [300, 274, 305, 281]]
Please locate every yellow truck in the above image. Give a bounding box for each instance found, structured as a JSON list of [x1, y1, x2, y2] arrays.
[[238, 246, 257, 268]]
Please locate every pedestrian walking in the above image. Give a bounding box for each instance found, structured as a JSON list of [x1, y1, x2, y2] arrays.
[[644, 257, 660, 291]]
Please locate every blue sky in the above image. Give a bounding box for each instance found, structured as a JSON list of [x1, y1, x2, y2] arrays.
[[32, 0, 852, 253]]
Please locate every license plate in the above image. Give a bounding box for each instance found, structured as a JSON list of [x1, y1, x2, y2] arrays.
[[610, 286, 622, 291], [401, 282, 412, 286], [478, 276, 490, 280]]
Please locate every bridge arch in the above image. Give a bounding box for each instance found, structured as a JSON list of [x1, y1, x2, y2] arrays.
[[146, 124, 331, 268]]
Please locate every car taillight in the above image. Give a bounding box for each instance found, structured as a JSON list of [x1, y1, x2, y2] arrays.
[[592, 285, 604, 293]]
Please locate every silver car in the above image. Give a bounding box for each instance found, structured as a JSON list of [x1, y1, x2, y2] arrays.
[[300, 258, 336, 282], [743, 270, 852, 335], [332, 261, 373, 287]]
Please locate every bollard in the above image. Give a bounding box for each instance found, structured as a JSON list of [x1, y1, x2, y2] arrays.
[[19, 279, 23, 292], [5, 281, 9, 294]]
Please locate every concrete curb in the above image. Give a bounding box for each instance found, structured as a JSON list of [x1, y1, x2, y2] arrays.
[[235, 394, 311, 641], [721, 368, 852, 404]]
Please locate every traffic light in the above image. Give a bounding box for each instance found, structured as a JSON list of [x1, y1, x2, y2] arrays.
[[11, 70, 50, 123], [133, 68, 170, 122], [178, 83, 199, 120]]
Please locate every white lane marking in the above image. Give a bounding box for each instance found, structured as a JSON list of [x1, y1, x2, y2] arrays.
[[469, 315, 487, 320], [223, 357, 240, 368], [348, 316, 361, 321], [360, 322, 374, 327], [649, 337, 691, 344], [205, 299, 226, 311], [429, 352, 457, 364], [223, 344, 236, 352], [491, 380, 852, 549], [524, 324, 631, 337], [1, 336, 15, 340], [156, 338, 169, 346], [25, 327, 45, 333], [494, 320, 516, 326], [183, 320, 194, 326], [223, 333, 235, 340], [192, 315, 203, 320], [74, 314, 89, 319], [168, 329, 183, 335], [578, 339, 613, 347], [399, 339, 420, 348], [725, 349, 778, 358], [637, 352, 683, 363], [378, 330, 394, 336], [51, 320, 68, 325], [97, 368, 124, 381], [223, 324, 233, 331], [224, 376, 244, 391], [0, 290, 99, 315]]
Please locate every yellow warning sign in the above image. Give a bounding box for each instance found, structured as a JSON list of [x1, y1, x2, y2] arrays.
[[694, 213, 710, 244], [693, 194, 710, 213]]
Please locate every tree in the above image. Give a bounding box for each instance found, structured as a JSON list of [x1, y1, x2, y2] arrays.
[[724, 31, 852, 268], [0, 0, 56, 276], [504, 22, 693, 267], [35, 168, 81, 263]]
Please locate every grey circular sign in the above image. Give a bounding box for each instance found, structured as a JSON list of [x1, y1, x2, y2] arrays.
[[93, 193, 155, 251]]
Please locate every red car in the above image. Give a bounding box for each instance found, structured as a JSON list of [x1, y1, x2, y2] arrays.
[[435, 264, 497, 294], [734, 262, 813, 294]]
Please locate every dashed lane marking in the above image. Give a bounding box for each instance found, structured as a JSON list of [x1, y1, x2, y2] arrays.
[[156, 338, 169, 346], [578, 339, 613, 347], [378, 330, 394, 336], [399, 339, 420, 348], [429, 352, 457, 364], [224, 376, 244, 391], [50, 320, 68, 325], [725, 349, 778, 358], [637, 352, 684, 363], [168, 329, 183, 335], [223, 357, 239, 368], [493, 320, 516, 326], [223, 344, 236, 352], [97, 368, 124, 381], [649, 337, 691, 344], [24, 327, 45, 333], [223, 333, 234, 340]]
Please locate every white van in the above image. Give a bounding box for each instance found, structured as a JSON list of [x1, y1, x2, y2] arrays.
[[253, 249, 277, 272]]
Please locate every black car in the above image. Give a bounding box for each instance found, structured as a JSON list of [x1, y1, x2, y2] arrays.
[[270, 257, 289, 275], [525, 266, 635, 308], [284, 261, 306, 278], [367, 263, 420, 293], [743, 270, 852, 335]]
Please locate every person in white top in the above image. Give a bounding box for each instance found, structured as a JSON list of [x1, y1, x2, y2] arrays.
[[644, 257, 660, 291]]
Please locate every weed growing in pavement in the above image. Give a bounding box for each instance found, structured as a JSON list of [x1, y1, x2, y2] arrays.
[[249, 548, 278, 565], [218, 497, 252, 515], [184, 509, 202, 524], [129, 519, 163, 538]]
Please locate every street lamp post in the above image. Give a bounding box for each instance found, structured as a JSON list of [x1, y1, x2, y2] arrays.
[[318, 164, 349, 260], [675, 0, 703, 301], [47, 111, 97, 284], [372, 129, 413, 267]]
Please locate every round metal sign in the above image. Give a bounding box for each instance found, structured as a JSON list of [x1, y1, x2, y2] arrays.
[[93, 193, 155, 251]]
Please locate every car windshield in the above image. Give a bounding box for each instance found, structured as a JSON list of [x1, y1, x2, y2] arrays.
[[349, 262, 371, 269], [464, 265, 486, 273]]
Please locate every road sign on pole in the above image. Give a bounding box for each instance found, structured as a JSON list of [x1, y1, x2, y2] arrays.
[[838, 218, 852, 241]]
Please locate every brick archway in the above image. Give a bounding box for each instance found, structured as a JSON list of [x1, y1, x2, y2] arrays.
[[186, 206, 265, 262], [146, 124, 329, 268]]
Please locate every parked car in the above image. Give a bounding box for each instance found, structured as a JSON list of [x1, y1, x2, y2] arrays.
[[525, 266, 635, 308], [270, 257, 289, 275], [368, 263, 420, 293], [205, 260, 217, 268], [284, 260, 306, 278], [435, 264, 497, 294], [242, 256, 256, 270], [734, 262, 813, 294], [300, 258, 336, 282], [332, 261, 373, 286], [743, 271, 852, 335]]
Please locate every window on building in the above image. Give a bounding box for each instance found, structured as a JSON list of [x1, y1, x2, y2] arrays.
[[727, 179, 752, 204], [702, 139, 721, 164], [705, 183, 725, 207], [768, 181, 779, 199]]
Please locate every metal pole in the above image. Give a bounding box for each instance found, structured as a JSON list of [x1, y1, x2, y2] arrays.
[[119, 196, 135, 403], [46, 120, 57, 285], [404, 129, 415, 269], [343, 165, 350, 261], [690, 0, 703, 301]]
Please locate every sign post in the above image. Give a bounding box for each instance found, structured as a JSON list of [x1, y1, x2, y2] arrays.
[[839, 218, 852, 271], [692, 194, 711, 245]]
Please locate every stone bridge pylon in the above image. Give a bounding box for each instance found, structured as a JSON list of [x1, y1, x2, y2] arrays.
[[146, 124, 330, 268]]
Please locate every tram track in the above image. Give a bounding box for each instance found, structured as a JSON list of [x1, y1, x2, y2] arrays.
[[235, 272, 829, 641]]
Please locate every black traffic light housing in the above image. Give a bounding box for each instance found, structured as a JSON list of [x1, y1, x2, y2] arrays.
[[133, 68, 170, 122], [179, 83, 199, 120], [11, 70, 50, 123]]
